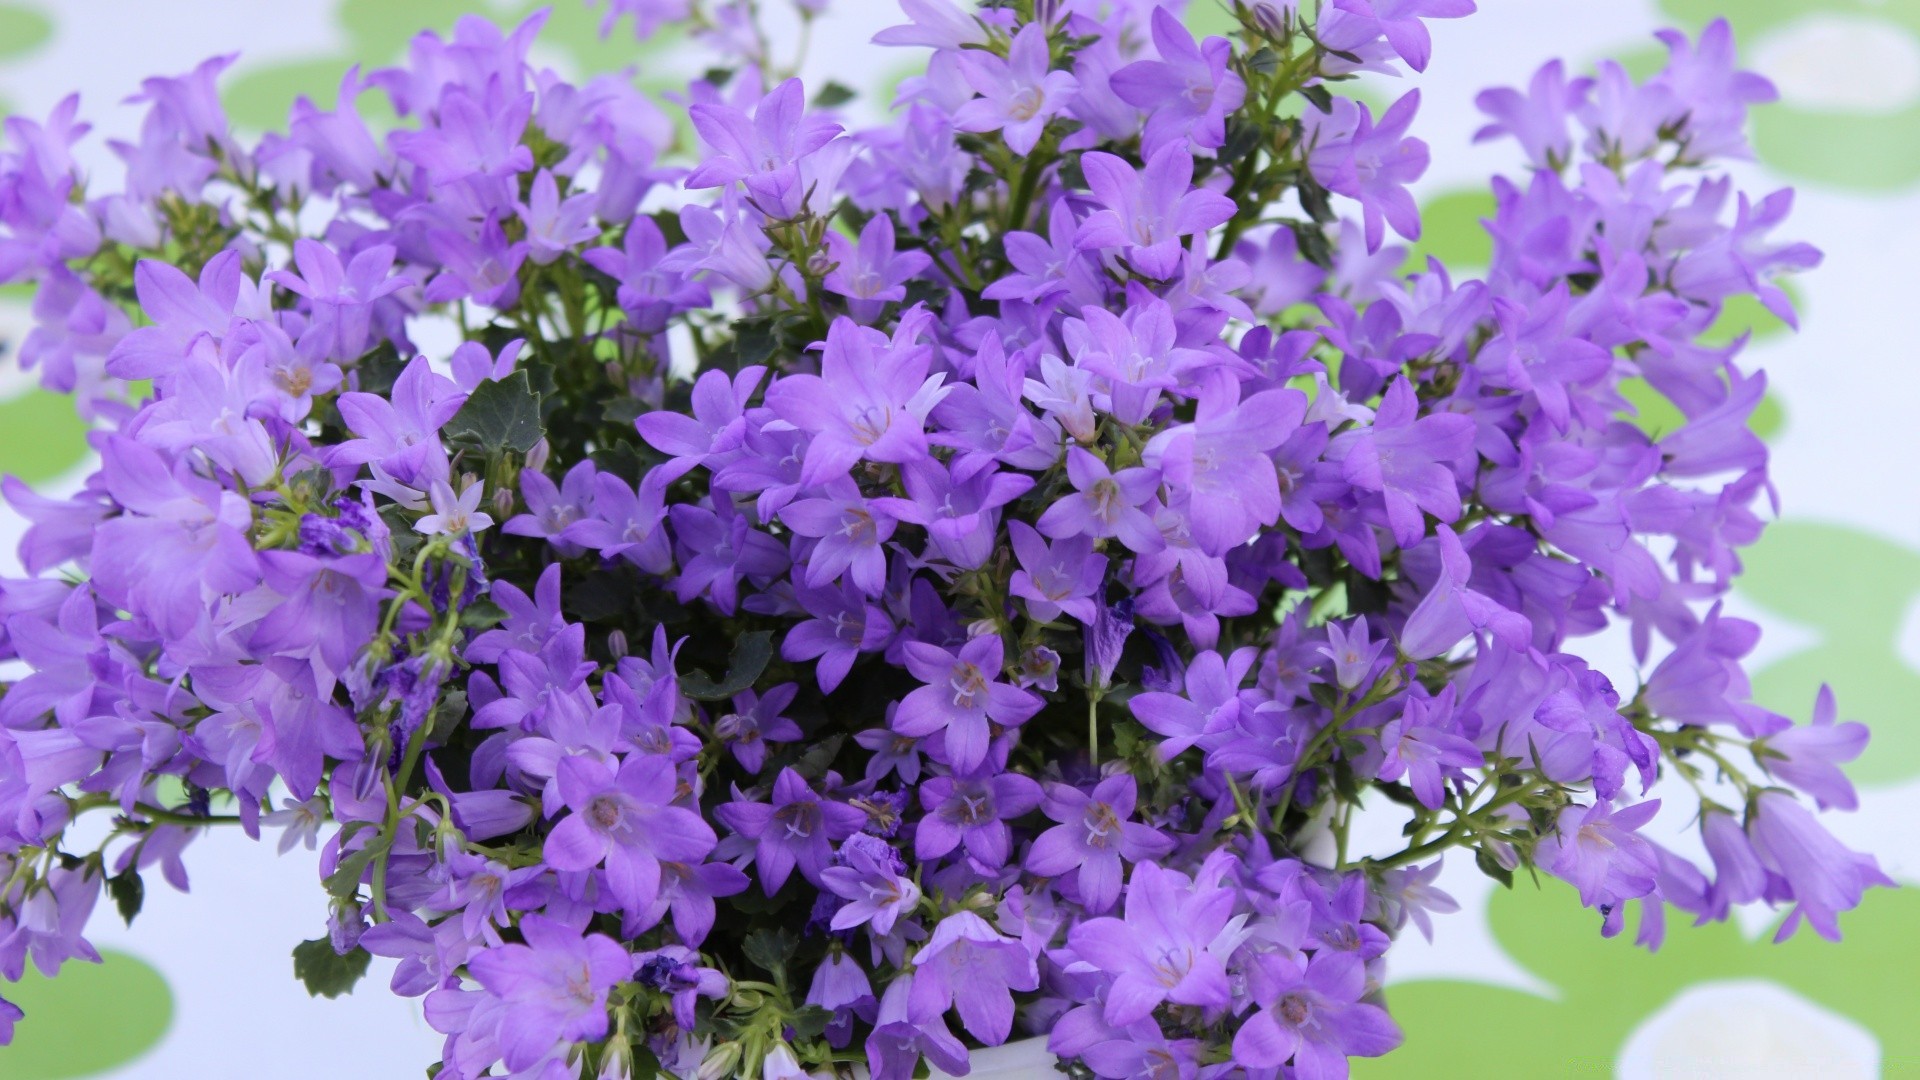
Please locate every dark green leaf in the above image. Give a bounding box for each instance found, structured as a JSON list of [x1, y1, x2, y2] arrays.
[[791, 733, 846, 780], [679, 630, 773, 701], [108, 868, 144, 926], [1298, 83, 1334, 113], [322, 830, 391, 898], [813, 82, 857, 108], [1474, 846, 1515, 889], [459, 599, 506, 630], [602, 397, 646, 426], [293, 938, 372, 998], [445, 370, 544, 455], [742, 928, 797, 976], [732, 319, 779, 368], [788, 1005, 833, 1040], [565, 566, 642, 624]]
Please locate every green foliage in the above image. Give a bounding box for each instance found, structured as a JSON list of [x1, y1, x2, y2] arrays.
[[292, 937, 374, 999], [445, 370, 545, 456]]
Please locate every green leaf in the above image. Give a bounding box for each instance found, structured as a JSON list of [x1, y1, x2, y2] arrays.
[[322, 829, 391, 898], [292, 938, 372, 999], [1475, 845, 1515, 889], [732, 318, 780, 369], [445, 370, 544, 455], [788, 1005, 833, 1040], [679, 630, 774, 701], [742, 928, 797, 976], [813, 82, 857, 108], [107, 868, 144, 927]]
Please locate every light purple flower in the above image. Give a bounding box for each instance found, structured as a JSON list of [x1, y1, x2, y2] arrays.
[[1076, 144, 1236, 280], [1025, 776, 1173, 914], [952, 24, 1078, 156], [893, 635, 1043, 773], [543, 754, 717, 914]]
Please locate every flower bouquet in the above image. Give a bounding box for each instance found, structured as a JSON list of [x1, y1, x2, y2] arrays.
[[0, 0, 1887, 1077]]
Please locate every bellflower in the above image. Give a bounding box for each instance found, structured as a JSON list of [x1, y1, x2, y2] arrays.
[[0, 8, 1854, 1079], [893, 635, 1043, 773]]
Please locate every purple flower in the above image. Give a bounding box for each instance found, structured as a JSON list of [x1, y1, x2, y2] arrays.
[[583, 216, 709, 334], [864, 976, 969, 1080], [872, 459, 1033, 570], [252, 549, 387, 688], [1008, 521, 1106, 625], [1747, 791, 1893, 942], [1037, 447, 1163, 554], [712, 683, 803, 774], [667, 497, 789, 615], [779, 479, 898, 596], [543, 754, 717, 915], [1319, 616, 1387, 691], [822, 214, 932, 323], [515, 169, 599, 265], [915, 771, 1042, 869], [1076, 144, 1236, 280], [1304, 91, 1429, 252], [715, 767, 866, 894], [783, 579, 894, 694], [90, 436, 259, 638], [893, 635, 1043, 773], [1377, 687, 1482, 809], [266, 239, 410, 362], [1143, 381, 1304, 556], [1025, 776, 1173, 913], [502, 459, 598, 556], [872, 0, 985, 50], [1331, 0, 1478, 73], [634, 365, 762, 482], [1066, 860, 1236, 1026], [820, 833, 920, 935], [465, 915, 632, 1072], [1700, 806, 1765, 922], [414, 478, 494, 537], [764, 317, 949, 487], [909, 910, 1039, 1045], [1535, 799, 1661, 909], [952, 24, 1078, 156], [1475, 59, 1590, 170], [686, 77, 843, 219], [647, 859, 750, 948], [1400, 526, 1534, 661], [1755, 685, 1868, 812], [1109, 7, 1246, 155], [1233, 950, 1403, 1072], [1129, 647, 1254, 759], [1331, 377, 1476, 547], [564, 471, 673, 575], [634, 946, 727, 1030]]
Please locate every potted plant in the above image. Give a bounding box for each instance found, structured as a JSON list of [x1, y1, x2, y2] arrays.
[[0, 1, 1884, 1077]]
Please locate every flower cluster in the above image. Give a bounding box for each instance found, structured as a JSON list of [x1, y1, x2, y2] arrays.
[[0, 1, 1881, 1077]]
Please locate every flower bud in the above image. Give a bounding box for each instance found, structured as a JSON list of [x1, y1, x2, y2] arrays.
[[524, 437, 551, 472], [698, 1041, 742, 1080]]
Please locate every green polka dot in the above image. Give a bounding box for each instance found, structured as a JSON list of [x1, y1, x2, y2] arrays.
[[1403, 189, 1495, 273], [0, 388, 94, 483], [0, 5, 52, 62], [1739, 521, 1920, 786], [1, 949, 174, 1079], [1355, 879, 1919, 1078]]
